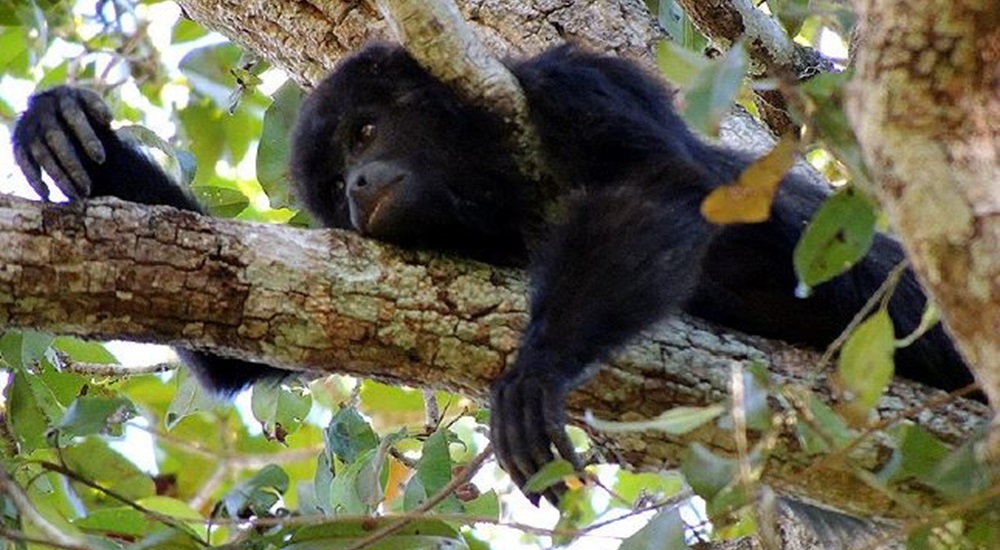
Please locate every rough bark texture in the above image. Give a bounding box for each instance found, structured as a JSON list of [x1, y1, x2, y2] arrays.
[[174, 0, 661, 89], [0, 195, 989, 521], [846, 0, 1000, 457]]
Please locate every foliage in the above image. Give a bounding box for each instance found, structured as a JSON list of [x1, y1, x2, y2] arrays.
[[0, 2, 995, 550]]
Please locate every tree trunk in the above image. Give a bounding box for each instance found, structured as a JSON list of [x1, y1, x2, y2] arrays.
[[847, 0, 1000, 458]]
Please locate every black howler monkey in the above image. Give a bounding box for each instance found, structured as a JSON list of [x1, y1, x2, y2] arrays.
[[12, 42, 972, 504]]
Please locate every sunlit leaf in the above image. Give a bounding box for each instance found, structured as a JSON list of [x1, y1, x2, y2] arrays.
[[171, 17, 209, 44], [52, 336, 118, 364], [681, 43, 747, 135], [835, 310, 895, 424], [179, 43, 243, 108], [62, 438, 156, 502], [619, 508, 686, 550], [655, 40, 709, 88], [523, 459, 577, 494], [73, 507, 149, 537], [702, 134, 796, 224], [587, 404, 724, 435], [8, 370, 64, 452], [192, 185, 249, 218], [613, 471, 685, 505], [49, 396, 136, 443], [251, 382, 312, 441]]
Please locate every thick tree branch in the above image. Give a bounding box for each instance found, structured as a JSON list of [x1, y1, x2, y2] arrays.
[[0, 194, 989, 520], [846, 0, 1000, 458], [173, 0, 661, 89]]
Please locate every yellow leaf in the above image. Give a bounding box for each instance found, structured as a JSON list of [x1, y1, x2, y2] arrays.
[[700, 134, 797, 224]]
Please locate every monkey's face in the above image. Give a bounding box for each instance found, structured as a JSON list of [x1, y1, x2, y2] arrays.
[[290, 43, 525, 262]]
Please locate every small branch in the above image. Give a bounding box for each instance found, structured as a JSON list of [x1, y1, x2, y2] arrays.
[[0, 468, 89, 550], [674, 0, 835, 79], [62, 360, 177, 377]]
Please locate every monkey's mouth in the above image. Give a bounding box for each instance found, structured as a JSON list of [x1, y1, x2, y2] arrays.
[[350, 186, 395, 235]]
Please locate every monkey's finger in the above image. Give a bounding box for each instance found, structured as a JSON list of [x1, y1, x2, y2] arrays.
[[28, 141, 79, 201], [521, 384, 556, 477], [43, 127, 92, 197], [543, 399, 581, 470], [500, 381, 539, 495], [59, 92, 106, 164], [13, 143, 50, 201], [490, 382, 530, 493], [76, 88, 113, 126]]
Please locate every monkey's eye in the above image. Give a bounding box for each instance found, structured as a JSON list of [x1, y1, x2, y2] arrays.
[[353, 123, 377, 152]]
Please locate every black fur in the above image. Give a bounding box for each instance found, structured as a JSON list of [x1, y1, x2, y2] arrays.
[[13, 43, 973, 503]]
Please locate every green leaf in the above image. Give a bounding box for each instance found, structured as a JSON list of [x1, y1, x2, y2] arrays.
[[0, 26, 32, 77], [165, 371, 219, 429], [523, 459, 576, 494], [927, 441, 993, 500], [793, 186, 878, 293], [411, 430, 461, 512], [0, 330, 54, 368], [191, 185, 249, 218], [800, 71, 872, 185], [63, 438, 156, 502], [586, 404, 724, 435], [619, 508, 686, 550], [767, 0, 811, 36], [288, 518, 468, 550], [222, 464, 289, 518], [462, 489, 500, 520], [49, 396, 136, 443], [326, 406, 378, 464], [171, 18, 208, 44], [251, 382, 312, 440], [8, 370, 64, 452], [416, 430, 452, 494], [613, 471, 684, 506], [681, 443, 736, 501], [52, 337, 118, 364], [877, 423, 950, 484], [329, 447, 383, 515], [836, 309, 895, 423], [258, 80, 304, 209], [73, 507, 149, 537], [793, 390, 854, 454], [655, 40, 710, 88], [179, 43, 243, 108], [681, 43, 747, 135]]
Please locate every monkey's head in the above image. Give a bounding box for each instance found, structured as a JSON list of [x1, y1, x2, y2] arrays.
[[290, 42, 525, 262]]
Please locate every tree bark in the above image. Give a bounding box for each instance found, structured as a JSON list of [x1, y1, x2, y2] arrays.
[[173, 0, 661, 89], [0, 194, 989, 521], [846, 0, 1000, 458]]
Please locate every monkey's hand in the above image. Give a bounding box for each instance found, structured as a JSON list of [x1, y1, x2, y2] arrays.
[[13, 86, 113, 201], [489, 349, 583, 506]]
